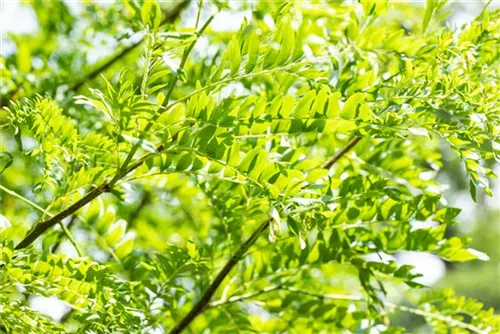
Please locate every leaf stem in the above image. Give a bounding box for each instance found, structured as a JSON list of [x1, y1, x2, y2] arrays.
[[208, 284, 284, 308], [140, 34, 154, 99], [52, 216, 77, 253], [161, 57, 330, 112], [0, 184, 46, 214], [195, 0, 204, 30], [58, 220, 83, 256]]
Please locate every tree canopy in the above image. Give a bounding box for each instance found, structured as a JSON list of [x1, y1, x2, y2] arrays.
[[1, 0, 499, 333]]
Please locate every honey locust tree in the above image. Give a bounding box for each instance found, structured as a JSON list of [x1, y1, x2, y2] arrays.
[[1, 0, 500, 333]]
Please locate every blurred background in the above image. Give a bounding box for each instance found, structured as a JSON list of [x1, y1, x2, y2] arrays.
[[1, 0, 499, 332]]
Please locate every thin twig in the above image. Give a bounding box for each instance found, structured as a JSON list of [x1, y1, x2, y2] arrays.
[[322, 137, 362, 170], [207, 286, 485, 334], [58, 220, 83, 256], [0, 184, 47, 213], [281, 287, 363, 302], [194, 0, 203, 30], [51, 215, 77, 253], [207, 284, 283, 309]]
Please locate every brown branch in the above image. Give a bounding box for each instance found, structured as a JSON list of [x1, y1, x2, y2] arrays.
[[168, 219, 270, 334], [168, 137, 363, 334], [69, 42, 141, 92], [14, 141, 166, 251], [322, 137, 361, 170], [13, 2, 190, 252]]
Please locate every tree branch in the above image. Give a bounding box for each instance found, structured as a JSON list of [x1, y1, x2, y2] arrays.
[[14, 183, 108, 250], [13, 2, 191, 252], [70, 0, 189, 92], [168, 219, 270, 334], [14, 141, 166, 251], [323, 137, 361, 170], [168, 137, 362, 334]]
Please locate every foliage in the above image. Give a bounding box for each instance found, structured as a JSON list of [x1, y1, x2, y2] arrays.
[[0, 0, 499, 333]]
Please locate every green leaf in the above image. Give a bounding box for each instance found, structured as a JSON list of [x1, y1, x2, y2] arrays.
[[306, 169, 329, 183], [422, 0, 436, 33], [238, 148, 260, 173], [287, 216, 300, 236], [141, 0, 162, 28], [469, 180, 477, 202], [228, 36, 241, 76], [186, 240, 198, 258], [245, 31, 260, 74], [105, 219, 126, 247], [294, 91, 316, 118], [347, 207, 360, 220], [157, 92, 166, 107], [114, 238, 134, 259], [464, 248, 490, 261], [17, 43, 31, 73], [227, 141, 240, 166], [341, 93, 366, 119], [0, 152, 13, 174], [275, 15, 294, 66], [280, 95, 295, 117], [326, 92, 342, 118], [96, 207, 116, 235], [248, 150, 268, 178], [166, 104, 185, 125], [176, 152, 194, 171]]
